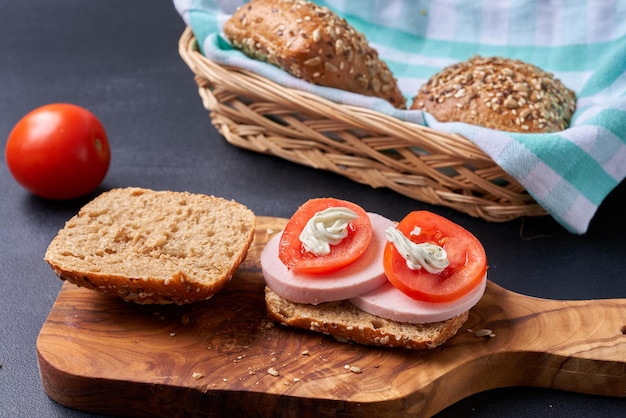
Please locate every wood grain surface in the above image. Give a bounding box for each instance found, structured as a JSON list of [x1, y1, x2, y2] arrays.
[[37, 216, 626, 417]]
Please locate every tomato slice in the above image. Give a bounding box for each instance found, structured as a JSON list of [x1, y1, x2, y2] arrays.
[[383, 211, 487, 303], [278, 198, 372, 274]]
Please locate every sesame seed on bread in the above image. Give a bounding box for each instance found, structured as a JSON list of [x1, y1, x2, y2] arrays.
[[44, 187, 256, 305], [223, 0, 406, 109], [265, 287, 469, 349], [411, 56, 576, 133]]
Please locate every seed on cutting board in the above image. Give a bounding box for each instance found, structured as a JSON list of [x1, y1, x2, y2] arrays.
[[344, 364, 362, 373], [475, 329, 494, 337], [349, 366, 362, 374]]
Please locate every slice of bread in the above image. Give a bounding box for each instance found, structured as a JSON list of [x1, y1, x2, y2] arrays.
[[265, 287, 469, 349], [45, 187, 256, 305]]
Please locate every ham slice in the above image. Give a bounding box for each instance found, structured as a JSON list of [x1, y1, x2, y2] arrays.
[[349, 274, 487, 324], [261, 213, 395, 304]]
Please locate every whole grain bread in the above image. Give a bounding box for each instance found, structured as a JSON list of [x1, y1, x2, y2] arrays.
[[45, 187, 256, 305], [411, 56, 576, 133], [223, 0, 406, 109], [265, 287, 469, 349]]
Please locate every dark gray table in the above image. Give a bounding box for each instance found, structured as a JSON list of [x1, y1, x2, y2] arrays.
[[1, 1, 625, 417]]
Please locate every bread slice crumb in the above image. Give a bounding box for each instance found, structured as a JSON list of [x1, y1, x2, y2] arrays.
[[45, 187, 255, 304]]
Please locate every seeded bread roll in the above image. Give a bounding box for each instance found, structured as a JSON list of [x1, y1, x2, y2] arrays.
[[265, 287, 469, 349], [45, 187, 256, 305], [411, 56, 576, 133], [223, 0, 406, 109]]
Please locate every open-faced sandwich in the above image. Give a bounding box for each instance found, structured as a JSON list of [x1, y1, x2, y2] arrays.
[[261, 198, 487, 349]]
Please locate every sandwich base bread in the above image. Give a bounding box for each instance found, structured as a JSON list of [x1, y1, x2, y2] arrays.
[[265, 287, 469, 349], [411, 56, 576, 133], [45, 187, 255, 305], [223, 0, 406, 109]]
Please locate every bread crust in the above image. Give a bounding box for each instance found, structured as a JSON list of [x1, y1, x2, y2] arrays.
[[411, 56, 576, 133], [45, 187, 256, 305], [223, 0, 406, 109], [265, 287, 469, 349]]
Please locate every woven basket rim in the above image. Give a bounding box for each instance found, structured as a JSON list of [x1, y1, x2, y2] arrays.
[[178, 27, 547, 222]]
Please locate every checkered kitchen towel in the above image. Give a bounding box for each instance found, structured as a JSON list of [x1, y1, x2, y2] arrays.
[[174, 0, 626, 234]]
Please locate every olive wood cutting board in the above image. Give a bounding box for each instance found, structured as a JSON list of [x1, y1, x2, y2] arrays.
[[37, 216, 626, 417]]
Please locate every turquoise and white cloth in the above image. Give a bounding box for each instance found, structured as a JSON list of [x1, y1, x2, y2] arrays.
[[174, 0, 626, 234]]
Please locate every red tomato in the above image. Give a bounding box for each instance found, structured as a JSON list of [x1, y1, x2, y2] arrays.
[[278, 198, 372, 274], [383, 211, 487, 303], [5, 103, 110, 200]]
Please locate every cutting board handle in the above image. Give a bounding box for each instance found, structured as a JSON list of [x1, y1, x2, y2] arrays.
[[453, 282, 626, 398]]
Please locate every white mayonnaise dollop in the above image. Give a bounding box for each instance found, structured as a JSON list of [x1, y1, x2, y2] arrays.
[[299, 207, 358, 256], [385, 226, 449, 274]]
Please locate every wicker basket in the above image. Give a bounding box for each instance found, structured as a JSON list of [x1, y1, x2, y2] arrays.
[[178, 27, 547, 222]]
